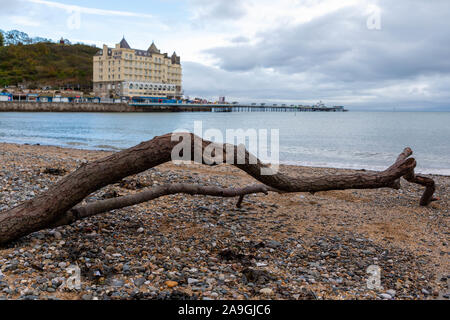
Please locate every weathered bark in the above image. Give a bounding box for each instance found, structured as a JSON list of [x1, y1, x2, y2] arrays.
[[387, 147, 436, 206], [0, 132, 435, 244], [50, 184, 270, 227]]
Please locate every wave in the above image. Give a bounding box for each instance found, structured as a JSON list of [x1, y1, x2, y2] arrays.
[[93, 145, 124, 151], [66, 141, 88, 146], [279, 160, 450, 176]]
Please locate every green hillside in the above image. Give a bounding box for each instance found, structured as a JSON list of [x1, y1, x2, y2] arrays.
[[0, 42, 98, 89]]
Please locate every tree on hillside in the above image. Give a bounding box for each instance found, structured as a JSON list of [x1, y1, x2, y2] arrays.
[[31, 36, 53, 44], [2, 30, 51, 46], [0, 32, 4, 46], [5, 30, 31, 45], [0, 41, 98, 88]]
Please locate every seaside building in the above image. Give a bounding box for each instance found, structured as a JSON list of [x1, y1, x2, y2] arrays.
[[93, 37, 182, 98]]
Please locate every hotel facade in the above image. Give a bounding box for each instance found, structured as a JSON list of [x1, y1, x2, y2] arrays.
[[93, 38, 182, 98]]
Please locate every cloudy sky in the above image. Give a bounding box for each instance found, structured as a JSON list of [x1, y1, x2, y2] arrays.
[[0, 0, 449, 110]]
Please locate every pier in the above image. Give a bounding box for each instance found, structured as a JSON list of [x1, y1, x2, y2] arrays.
[[0, 101, 348, 113], [129, 102, 348, 112]]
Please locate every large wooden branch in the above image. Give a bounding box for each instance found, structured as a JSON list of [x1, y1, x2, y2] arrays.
[[50, 183, 270, 227], [387, 147, 436, 206], [0, 132, 436, 244]]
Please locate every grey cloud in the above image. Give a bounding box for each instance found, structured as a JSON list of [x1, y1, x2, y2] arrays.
[[185, 59, 450, 111], [207, 1, 450, 82], [0, 0, 27, 15], [191, 1, 450, 110], [230, 35, 249, 43], [189, 0, 246, 21]]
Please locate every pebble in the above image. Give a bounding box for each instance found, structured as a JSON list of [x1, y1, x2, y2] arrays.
[[259, 288, 273, 295], [379, 293, 392, 300], [133, 278, 146, 287], [267, 240, 281, 249], [386, 289, 396, 297], [110, 279, 125, 287], [0, 144, 447, 301], [165, 281, 178, 288]]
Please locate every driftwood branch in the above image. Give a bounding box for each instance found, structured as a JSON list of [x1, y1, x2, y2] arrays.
[[0, 132, 436, 244], [50, 183, 269, 227], [387, 147, 437, 206]]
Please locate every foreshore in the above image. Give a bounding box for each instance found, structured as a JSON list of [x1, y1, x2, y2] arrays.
[[0, 142, 448, 300]]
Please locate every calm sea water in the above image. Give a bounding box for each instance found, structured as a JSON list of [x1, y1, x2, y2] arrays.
[[0, 112, 449, 175]]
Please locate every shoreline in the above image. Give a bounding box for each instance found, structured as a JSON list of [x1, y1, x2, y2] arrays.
[[2, 141, 450, 177], [0, 142, 448, 300]]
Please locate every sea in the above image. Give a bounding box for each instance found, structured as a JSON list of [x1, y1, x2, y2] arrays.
[[0, 111, 449, 175]]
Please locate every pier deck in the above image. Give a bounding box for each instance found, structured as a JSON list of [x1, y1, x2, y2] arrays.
[[129, 103, 348, 112]]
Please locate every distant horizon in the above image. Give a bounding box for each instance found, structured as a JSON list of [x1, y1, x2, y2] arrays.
[[1, 1, 450, 111]]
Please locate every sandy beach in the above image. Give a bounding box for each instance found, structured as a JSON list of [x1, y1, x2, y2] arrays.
[[0, 142, 448, 300]]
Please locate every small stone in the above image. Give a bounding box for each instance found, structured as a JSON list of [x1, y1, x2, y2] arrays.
[[267, 240, 281, 249], [122, 264, 131, 274], [187, 278, 199, 285], [259, 288, 273, 295], [110, 279, 125, 287], [137, 227, 144, 233], [93, 270, 102, 277], [386, 289, 396, 297], [82, 294, 92, 300], [165, 281, 178, 288], [421, 289, 430, 296], [379, 293, 392, 300], [134, 278, 146, 287]]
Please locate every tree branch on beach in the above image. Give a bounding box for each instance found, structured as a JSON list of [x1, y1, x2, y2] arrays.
[[0, 132, 437, 245], [50, 183, 272, 227]]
